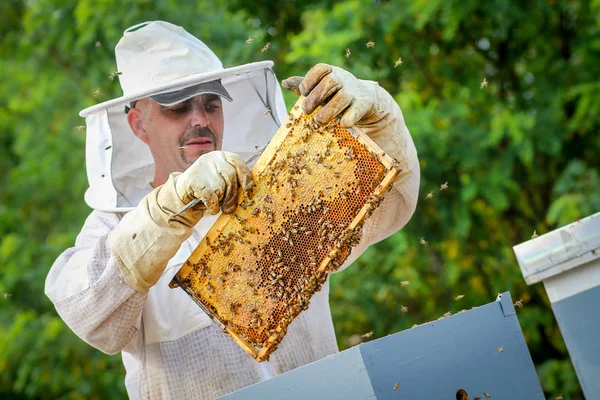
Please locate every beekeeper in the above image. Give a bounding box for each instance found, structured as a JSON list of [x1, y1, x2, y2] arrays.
[[45, 21, 419, 399]]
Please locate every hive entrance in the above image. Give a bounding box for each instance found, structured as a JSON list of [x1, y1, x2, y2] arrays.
[[170, 97, 401, 361]]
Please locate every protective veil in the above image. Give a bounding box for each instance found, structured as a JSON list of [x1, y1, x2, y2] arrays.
[[44, 21, 420, 399]]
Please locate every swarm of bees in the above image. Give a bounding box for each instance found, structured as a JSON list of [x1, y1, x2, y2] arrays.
[[172, 100, 399, 361]]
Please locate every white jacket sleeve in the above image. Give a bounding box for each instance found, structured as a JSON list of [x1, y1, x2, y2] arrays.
[[45, 210, 148, 355]]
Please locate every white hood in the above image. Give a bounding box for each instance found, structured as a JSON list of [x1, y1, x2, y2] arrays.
[[79, 22, 287, 212]]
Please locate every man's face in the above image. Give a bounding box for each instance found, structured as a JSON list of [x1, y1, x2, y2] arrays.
[[130, 94, 225, 184]]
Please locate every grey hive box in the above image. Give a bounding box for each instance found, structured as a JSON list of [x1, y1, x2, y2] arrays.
[[219, 292, 544, 400], [514, 211, 600, 399]]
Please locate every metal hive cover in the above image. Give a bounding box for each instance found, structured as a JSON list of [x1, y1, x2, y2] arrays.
[[170, 97, 403, 361]]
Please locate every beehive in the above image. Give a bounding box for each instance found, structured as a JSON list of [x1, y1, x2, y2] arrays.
[[170, 97, 403, 361]]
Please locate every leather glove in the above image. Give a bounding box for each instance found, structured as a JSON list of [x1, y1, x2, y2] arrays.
[[175, 151, 254, 215], [108, 151, 253, 292], [282, 63, 418, 186]]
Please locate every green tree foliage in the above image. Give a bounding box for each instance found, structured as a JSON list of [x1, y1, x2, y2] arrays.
[[1, 0, 598, 398]]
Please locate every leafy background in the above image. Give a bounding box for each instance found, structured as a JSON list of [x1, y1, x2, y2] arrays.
[[1, 0, 599, 398]]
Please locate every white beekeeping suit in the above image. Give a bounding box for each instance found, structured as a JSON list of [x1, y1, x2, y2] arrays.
[[45, 21, 420, 400]]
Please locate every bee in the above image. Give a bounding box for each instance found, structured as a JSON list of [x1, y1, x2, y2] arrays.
[[3, 293, 12, 299], [131, 233, 137, 240], [400, 281, 409, 287], [206, 283, 214, 293], [400, 305, 408, 313], [345, 48, 351, 58], [498, 347, 503, 352], [531, 230, 538, 239], [443, 311, 453, 318], [262, 42, 271, 53], [264, 108, 271, 115], [420, 238, 427, 245], [440, 181, 449, 191], [514, 299, 524, 308], [455, 294, 464, 300], [93, 89, 100, 97], [246, 37, 254, 44], [109, 71, 123, 80], [483, 393, 491, 398], [95, 41, 101, 47], [426, 192, 433, 199], [361, 331, 373, 338], [480, 77, 488, 88], [366, 40, 375, 48], [393, 382, 400, 391], [394, 57, 403, 68], [75, 125, 86, 132]]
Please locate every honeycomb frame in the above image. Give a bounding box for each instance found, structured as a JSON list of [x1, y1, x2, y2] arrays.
[[169, 97, 404, 361]]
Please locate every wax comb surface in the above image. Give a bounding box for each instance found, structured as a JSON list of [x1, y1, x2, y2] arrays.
[[170, 97, 402, 361]]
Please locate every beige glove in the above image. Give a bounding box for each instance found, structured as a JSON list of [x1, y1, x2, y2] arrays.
[[108, 151, 253, 292], [282, 63, 418, 186]]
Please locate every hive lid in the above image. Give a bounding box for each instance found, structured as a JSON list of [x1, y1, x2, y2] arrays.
[[513, 211, 600, 284]]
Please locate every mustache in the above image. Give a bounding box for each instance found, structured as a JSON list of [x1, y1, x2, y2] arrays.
[[179, 126, 217, 147]]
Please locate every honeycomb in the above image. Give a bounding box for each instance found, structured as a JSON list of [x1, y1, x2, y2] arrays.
[[169, 97, 401, 361]]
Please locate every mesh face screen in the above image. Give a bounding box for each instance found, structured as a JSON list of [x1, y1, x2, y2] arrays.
[[170, 98, 400, 361]]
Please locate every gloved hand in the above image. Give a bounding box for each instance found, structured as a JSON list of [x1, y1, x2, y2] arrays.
[[282, 63, 418, 185], [175, 151, 254, 215], [108, 151, 253, 292]]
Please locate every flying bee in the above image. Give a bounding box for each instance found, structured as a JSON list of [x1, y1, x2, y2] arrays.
[[393, 382, 400, 391], [246, 37, 254, 44], [498, 347, 503, 352], [514, 299, 524, 308], [262, 42, 271, 52], [361, 331, 373, 338], [455, 294, 464, 300], [93, 89, 100, 97], [264, 108, 271, 115], [109, 71, 123, 80]]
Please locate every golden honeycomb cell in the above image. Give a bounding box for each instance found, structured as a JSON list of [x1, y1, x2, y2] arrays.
[[170, 97, 402, 361]]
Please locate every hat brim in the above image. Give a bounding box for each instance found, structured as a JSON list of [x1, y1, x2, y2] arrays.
[[79, 61, 274, 117], [151, 79, 233, 106]]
